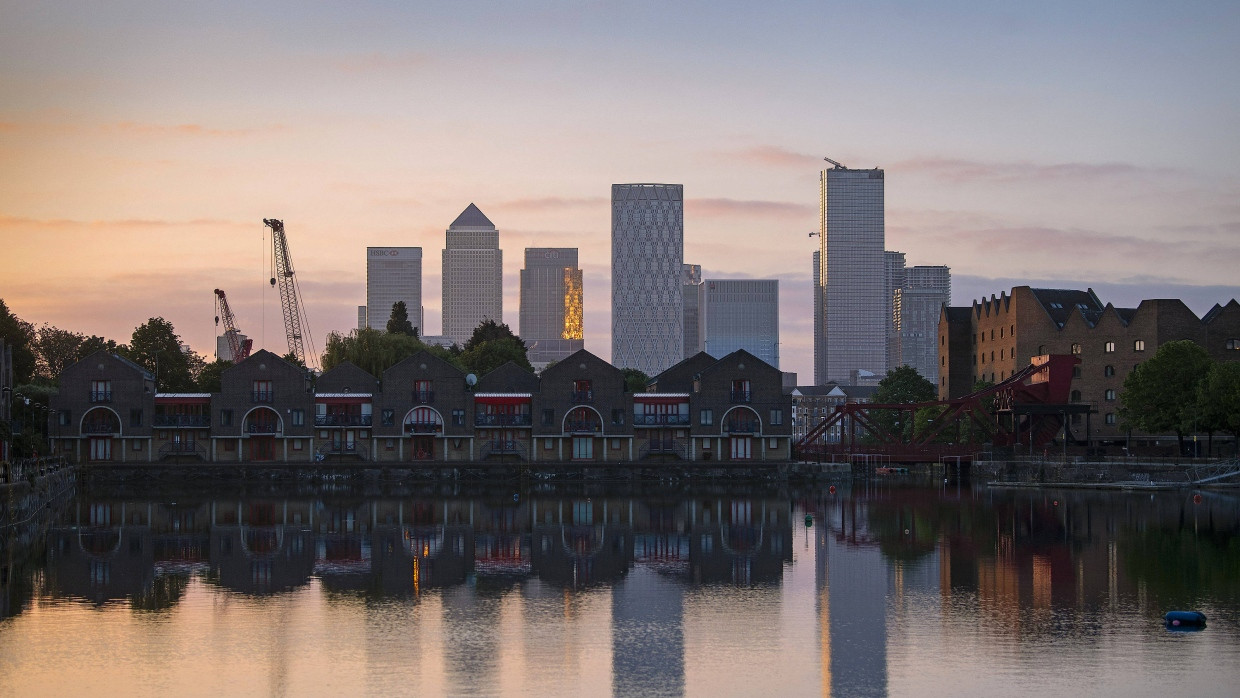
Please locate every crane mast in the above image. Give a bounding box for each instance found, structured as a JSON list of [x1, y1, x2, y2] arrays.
[[213, 288, 252, 362], [263, 218, 316, 369]]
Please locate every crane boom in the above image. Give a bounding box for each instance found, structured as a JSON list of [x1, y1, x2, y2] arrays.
[[263, 218, 316, 369], [823, 156, 847, 170], [213, 288, 252, 362]]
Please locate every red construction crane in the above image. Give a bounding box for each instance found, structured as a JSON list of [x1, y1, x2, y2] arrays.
[[213, 288, 252, 362], [263, 218, 317, 370]]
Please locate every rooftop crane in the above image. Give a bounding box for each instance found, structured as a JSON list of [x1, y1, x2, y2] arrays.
[[263, 218, 317, 370], [213, 288, 253, 362], [823, 156, 847, 170]]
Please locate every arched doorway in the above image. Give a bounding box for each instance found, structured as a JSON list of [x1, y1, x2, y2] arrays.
[[244, 407, 282, 461], [81, 407, 121, 461], [722, 406, 762, 461], [404, 406, 444, 460]]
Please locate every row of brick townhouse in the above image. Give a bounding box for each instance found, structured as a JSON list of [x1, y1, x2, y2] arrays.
[[49, 347, 793, 465], [939, 287, 1240, 450]]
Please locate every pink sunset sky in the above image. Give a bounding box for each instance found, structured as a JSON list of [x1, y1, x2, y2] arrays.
[[2, 1, 1237, 382]]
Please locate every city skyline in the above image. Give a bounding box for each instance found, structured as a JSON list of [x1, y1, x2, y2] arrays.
[[2, 2, 1238, 383]]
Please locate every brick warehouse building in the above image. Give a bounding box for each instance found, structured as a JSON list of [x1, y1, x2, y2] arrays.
[[938, 286, 1240, 450]]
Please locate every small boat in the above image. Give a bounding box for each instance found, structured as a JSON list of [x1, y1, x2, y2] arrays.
[[1164, 611, 1207, 629]]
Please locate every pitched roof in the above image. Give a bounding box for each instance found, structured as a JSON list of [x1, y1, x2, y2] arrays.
[[449, 203, 494, 228], [1027, 288, 1103, 327]]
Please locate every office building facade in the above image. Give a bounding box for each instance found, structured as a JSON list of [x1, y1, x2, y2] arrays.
[[702, 279, 779, 367], [442, 204, 503, 345], [682, 264, 703, 357], [815, 165, 886, 385], [365, 247, 422, 333], [612, 183, 684, 376], [520, 248, 584, 371], [895, 265, 950, 383]]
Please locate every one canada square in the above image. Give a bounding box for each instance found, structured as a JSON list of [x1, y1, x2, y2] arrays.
[[612, 183, 684, 376], [815, 164, 886, 384]]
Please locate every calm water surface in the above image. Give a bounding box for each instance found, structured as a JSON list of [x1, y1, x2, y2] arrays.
[[2, 480, 1238, 697]]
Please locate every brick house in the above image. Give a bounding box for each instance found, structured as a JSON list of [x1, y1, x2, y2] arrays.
[[535, 349, 633, 461], [51, 350, 155, 463], [376, 350, 473, 462], [210, 349, 313, 462]]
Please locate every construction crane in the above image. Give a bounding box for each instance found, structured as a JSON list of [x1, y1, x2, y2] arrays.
[[213, 288, 253, 362], [263, 218, 317, 370], [823, 156, 847, 170]]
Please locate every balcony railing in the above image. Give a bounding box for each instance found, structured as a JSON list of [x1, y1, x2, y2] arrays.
[[315, 414, 372, 427], [570, 389, 594, 404], [82, 422, 118, 434], [89, 391, 112, 403], [730, 390, 752, 403], [475, 413, 532, 427], [246, 422, 278, 434], [566, 420, 602, 434], [633, 414, 690, 426], [723, 420, 759, 434], [412, 390, 435, 404], [405, 422, 443, 434], [153, 414, 210, 428], [251, 391, 274, 404]]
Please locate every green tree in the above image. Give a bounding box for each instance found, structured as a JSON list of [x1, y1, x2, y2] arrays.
[[78, 334, 124, 359], [195, 359, 233, 393], [125, 317, 199, 392], [459, 336, 532, 376], [385, 301, 417, 337], [1119, 339, 1213, 455], [320, 327, 455, 377], [621, 368, 649, 393], [1195, 361, 1240, 455], [281, 352, 308, 371], [869, 365, 937, 441], [0, 298, 37, 384], [463, 319, 521, 352], [34, 323, 86, 384]]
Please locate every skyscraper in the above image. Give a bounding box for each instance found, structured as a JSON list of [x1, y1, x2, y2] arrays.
[[682, 264, 703, 357], [895, 265, 951, 383], [701, 279, 779, 367], [442, 203, 502, 345], [612, 183, 684, 376], [815, 163, 885, 385], [520, 248, 584, 371], [366, 247, 422, 333], [884, 251, 907, 372]]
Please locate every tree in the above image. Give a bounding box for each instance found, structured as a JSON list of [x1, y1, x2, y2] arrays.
[[0, 299, 37, 384], [125, 317, 199, 392], [78, 334, 124, 359], [459, 337, 532, 376], [621, 368, 649, 393], [195, 359, 233, 393], [1119, 340, 1213, 455], [34, 323, 86, 384], [281, 352, 307, 371], [870, 365, 937, 441], [1195, 361, 1240, 455], [386, 301, 417, 337], [320, 327, 456, 377], [463, 319, 521, 352]]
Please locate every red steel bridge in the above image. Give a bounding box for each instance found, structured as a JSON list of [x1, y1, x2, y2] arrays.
[[795, 355, 1085, 464]]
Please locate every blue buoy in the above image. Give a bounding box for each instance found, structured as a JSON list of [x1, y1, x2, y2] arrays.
[[805, 514, 813, 528], [1164, 611, 1207, 629]]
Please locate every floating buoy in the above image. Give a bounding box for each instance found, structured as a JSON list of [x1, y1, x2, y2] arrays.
[[828, 485, 837, 494], [1193, 494, 1202, 504], [1164, 611, 1207, 629], [805, 514, 813, 528]]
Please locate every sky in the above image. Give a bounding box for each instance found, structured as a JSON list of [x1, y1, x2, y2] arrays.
[[2, 1, 1238, 382]]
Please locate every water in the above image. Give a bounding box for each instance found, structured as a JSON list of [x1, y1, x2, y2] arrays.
[[2, 480, 1238, 696]]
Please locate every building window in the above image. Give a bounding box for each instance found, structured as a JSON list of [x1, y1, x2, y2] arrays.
[[1105, 389, 1116, 401], [700, 409, 713, 426], [611, 438, 621, 450], [252, 380, 273, 402], [1134, 340, 1146, 351], [1226, 339, 1240, 350], [731, 380, 751, 402], [291, 409, 304, 426], [1010, 324, 1015, 336], [292, 439, 303, 450], [59, 409, 72, 426], [941, 356, 945, 366], [770, 409, 783, 426], [381, 409, 394, 426], [612, 408, 625, 426], [542, 409, 554, 426], [990, 351, 995, 362], [1070, 390, 1082, 402], [990, 329, 994, 340], [451, 409, 465, 426], [1104, 341, 1115, 353], [1038, 345, 1045, 355], [1104, 365, 1115, 377], [220, 409, 233, 426], [1000, 327, 1004, 338], [385, 439, 394, 450], [702, 438, 711, 449], [132, 440, 142, 451], [129, 408, 142, 427], [1071, 343, 1082, 355], [1000, 349, 1004, 360], [1105, 413, 1117, 426], [545, 438, 553, 450], [1072, 366, 1082, 378], [413, 379, 433, 403]]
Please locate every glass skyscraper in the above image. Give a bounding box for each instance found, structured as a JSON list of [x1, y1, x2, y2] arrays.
[[701, 279, 779, 367], [816, 165, 885, 385], [442, 203, 502, 345], [520, 248, 584, 371], [365, 247, 422, 333], [611, 183, 684, 376]]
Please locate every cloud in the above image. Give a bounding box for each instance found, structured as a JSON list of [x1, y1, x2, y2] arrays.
[[490, 197, 608, 212], [0, 215, 249, 230], [685, 198, 814, 218], [722, 145, 821, 168], [892, 157, 1154, 184]]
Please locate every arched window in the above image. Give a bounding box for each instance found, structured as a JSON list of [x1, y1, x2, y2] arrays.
[[1104, 365, 1115, 377], [1070, 390, 1082, 402]]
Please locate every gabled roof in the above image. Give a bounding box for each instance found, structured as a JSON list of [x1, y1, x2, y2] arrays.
[[111, 352, 155, 380], [1027, 288, 1104, 327], [449, 203, 494, 229]]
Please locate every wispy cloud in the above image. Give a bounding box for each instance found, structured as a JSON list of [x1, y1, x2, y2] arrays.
[[721, 145, 821, 168], [685, 198, 814, 218], [892, 157, 1154, 184], [0, 215, 248, 230], [491, 197, 608, 212]]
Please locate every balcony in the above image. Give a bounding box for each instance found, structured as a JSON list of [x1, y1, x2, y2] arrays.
[[633, 414, 690, 426], [82, 421, 118, 434], [723, 420, 759, 434], [315, 414, 373, 427], [570, 389, 594, 404], [405, 422, 443, 434], [246, 422, 278, 434], [153, 414, 210, 428], [251, 391, 274, 404], [475, 414, 532, 427], [729, 390, 752, 403], [566, 420, 601, 434], [89, 391, 112, 403], [412, 390, 435, 405]]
